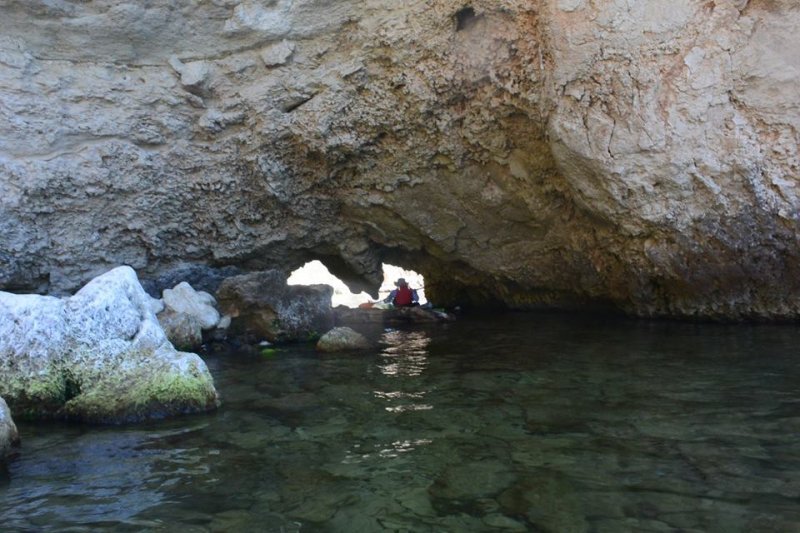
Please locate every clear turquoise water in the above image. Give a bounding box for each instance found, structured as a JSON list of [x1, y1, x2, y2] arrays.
[[2, 313, 800, 532]]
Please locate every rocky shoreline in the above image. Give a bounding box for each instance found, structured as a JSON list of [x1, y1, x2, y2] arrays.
[[0, 267, 219, 425], [1, 264, 444, 459]]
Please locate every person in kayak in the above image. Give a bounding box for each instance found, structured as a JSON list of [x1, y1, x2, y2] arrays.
[[383, 278, 419, 307]]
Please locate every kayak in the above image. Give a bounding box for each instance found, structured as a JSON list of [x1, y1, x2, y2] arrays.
[[334, 305, 455, 325]]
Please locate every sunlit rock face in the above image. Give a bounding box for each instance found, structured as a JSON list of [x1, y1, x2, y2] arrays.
[[1, 0, 798, 319]]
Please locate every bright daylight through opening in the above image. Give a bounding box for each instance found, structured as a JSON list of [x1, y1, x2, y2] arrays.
[[287, 261, 427, 308]]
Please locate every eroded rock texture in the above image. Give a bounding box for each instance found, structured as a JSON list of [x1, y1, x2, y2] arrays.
[[0, 267, 219, 423], [1, 0, 798, 318]]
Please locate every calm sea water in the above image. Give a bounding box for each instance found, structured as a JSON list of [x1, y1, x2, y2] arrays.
[[2, 313, 800, 532]]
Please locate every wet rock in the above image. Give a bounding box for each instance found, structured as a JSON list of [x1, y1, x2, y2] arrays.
[[497, 470, 589, 532], [482, 514, 528, 531], [0, 266, 219, 423], [429, 460, 517, 501], [0, 396, 20, 460], [216, 270, 333, 343], [316, 327, 370, 352]]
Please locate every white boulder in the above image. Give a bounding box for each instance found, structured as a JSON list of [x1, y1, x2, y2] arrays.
[[162, 281, 220, 329], [316, 327, 370, 352], [158, 281, 222, 349], [0, 266, 219, 423]]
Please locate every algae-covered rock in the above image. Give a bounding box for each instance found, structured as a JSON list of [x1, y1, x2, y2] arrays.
[[0, 396, 20, 460], [0, 266, 219, 423], [316, 327, 370, 352]]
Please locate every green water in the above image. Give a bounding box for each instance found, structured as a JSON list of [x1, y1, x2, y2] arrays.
[[2, 313, 800, 532]]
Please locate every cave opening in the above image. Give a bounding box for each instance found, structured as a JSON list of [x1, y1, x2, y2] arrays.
[[287, 260, 427, 308]]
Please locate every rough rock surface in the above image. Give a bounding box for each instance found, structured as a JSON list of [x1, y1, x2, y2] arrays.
[[158, 308, 204, 351], [162, 282, 221, 329], [217, 270, 334, 342], [0, 266, 219, 423], [1, 1, 799, 319], [157, 281, 222, 349], [0, 396, 20, 460], [141, 264, 243, 299], [316, 327, 370, 352]]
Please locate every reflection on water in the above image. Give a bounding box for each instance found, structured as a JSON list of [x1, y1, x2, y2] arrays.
[[376, 330, 431, 377], [375, 329, 434, 413], [378, 439, 434, 459], [2, 314, 800, 531]]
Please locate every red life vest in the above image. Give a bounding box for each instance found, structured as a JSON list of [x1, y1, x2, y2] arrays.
[[393, 286, 413, 306]]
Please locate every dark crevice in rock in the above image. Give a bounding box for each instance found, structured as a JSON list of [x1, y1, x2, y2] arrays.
[[282, 93, 318, 113], [141, 264, 244, 299], [62, 370, 82, 404], [455, 6, 480, 32]]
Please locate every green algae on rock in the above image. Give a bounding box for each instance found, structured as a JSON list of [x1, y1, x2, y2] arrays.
[[0, 266, 219, 423], [61, 348, 219, 424]]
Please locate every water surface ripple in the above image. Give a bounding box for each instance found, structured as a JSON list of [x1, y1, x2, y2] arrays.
[[2, 313, 800, 531]]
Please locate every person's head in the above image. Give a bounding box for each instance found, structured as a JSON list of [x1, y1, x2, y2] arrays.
[[395, 278, 407, 287]]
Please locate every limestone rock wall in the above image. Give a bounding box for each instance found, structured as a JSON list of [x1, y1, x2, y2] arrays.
[[1, 0, 798, 319]]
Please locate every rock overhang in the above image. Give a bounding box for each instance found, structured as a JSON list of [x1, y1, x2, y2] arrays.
[[0, 0, 798, 320]]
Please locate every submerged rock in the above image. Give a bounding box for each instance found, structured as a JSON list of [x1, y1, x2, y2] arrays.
[[0, 266, 219, 423], [429, 460, 517, 501], [216, 270, 333, 343], [497, 471, 589, 532], [316, 327, 370, 352], [0, 396, 20, 460]]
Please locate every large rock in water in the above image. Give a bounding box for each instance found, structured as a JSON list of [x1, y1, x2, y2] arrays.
[[217, 270, 334, 343], [0, 397, 20, 460], [0, 267, 219, 423], [0, 1, 798, 319], [316, 327, 371, 352]]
